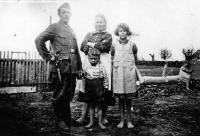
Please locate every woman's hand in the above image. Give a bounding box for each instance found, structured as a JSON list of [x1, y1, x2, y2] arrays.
[[87, 42, 95, 48]]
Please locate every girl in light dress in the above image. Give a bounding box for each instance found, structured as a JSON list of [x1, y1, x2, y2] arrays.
[[111, 23, 142, 128]]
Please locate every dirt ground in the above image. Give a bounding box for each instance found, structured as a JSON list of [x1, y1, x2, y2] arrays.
[[0, 84, 200, 136]]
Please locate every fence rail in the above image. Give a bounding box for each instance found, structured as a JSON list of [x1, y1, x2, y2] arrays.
[[0, 51, 51, 92]]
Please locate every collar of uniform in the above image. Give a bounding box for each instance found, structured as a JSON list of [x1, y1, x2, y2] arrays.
[[58, 20, 70, 28]]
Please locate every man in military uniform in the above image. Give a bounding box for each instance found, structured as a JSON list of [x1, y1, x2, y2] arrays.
[[35, 3, 82, 131]]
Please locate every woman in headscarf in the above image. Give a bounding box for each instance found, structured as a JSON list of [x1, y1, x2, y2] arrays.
[[77, 13, 112, 125]]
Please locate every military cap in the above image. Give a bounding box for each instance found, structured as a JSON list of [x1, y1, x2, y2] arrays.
[[58, 3, 71, 12]]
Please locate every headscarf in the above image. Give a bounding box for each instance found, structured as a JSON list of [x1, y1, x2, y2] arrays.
[[95, 13, 107, 31]]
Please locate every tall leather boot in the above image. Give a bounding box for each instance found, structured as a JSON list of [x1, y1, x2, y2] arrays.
[[58, 121, 69, 131]]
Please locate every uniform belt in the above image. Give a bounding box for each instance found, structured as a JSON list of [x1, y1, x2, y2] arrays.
[[59, 49, 76, 54], [59, 53, 76, 60]]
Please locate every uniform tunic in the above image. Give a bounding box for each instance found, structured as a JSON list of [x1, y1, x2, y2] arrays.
[[35, 20, 82, 73], [80, 31, 112, 90], [111, 39, 139, 97], [35, 20, 82, 125]]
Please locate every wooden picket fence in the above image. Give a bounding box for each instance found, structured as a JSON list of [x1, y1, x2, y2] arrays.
[[0, 51, 51, 92]]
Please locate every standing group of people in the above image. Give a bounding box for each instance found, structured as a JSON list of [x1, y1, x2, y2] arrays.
[[35, 3, 141, 131]]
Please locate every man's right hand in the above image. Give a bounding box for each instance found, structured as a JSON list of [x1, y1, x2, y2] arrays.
[[50, 55, 55, 61]]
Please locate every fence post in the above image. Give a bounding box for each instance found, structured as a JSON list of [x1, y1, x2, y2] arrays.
[[44, 61, 46, 91], [14, 59, 16, 84], [38, 58, 41, 91], [2, 51, 5, 83], [10, 51, 13, 84], [27, 51, 30, 84], [34, 51, 38, 91], [0, 51, 1, 84], [40, 52, 43, 91], [24, 52, 27, 84], [5, 51, 9, 84]]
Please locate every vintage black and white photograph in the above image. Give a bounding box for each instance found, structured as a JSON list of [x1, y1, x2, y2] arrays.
[[0, 0, 200, 135]]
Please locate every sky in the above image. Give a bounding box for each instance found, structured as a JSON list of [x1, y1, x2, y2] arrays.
[[0, 0, 200, 60]]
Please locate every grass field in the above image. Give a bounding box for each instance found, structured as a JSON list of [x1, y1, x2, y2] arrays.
[[0, 83, 200, 136]]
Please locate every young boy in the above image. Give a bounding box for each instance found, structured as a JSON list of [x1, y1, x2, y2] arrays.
[[82, 48, 108, 129], [179, 60, 193, 90]]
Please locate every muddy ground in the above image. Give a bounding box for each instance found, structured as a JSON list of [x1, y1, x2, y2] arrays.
[[0, 84, 200, 136]]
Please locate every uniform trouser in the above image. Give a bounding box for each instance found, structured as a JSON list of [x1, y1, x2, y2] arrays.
[[51, 72, 76, 126]]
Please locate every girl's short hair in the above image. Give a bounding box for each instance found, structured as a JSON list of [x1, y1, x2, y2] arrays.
[[114, 23, 132, 36]]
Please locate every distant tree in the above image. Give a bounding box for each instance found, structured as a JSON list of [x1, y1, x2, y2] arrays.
[[182, 47, 196, 61], [129, 32, 140, 41], [138, 57, 145, 61], [131, 32, 140, 37], [149, 53, 155, 61], [159, 48, 172, 60]]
